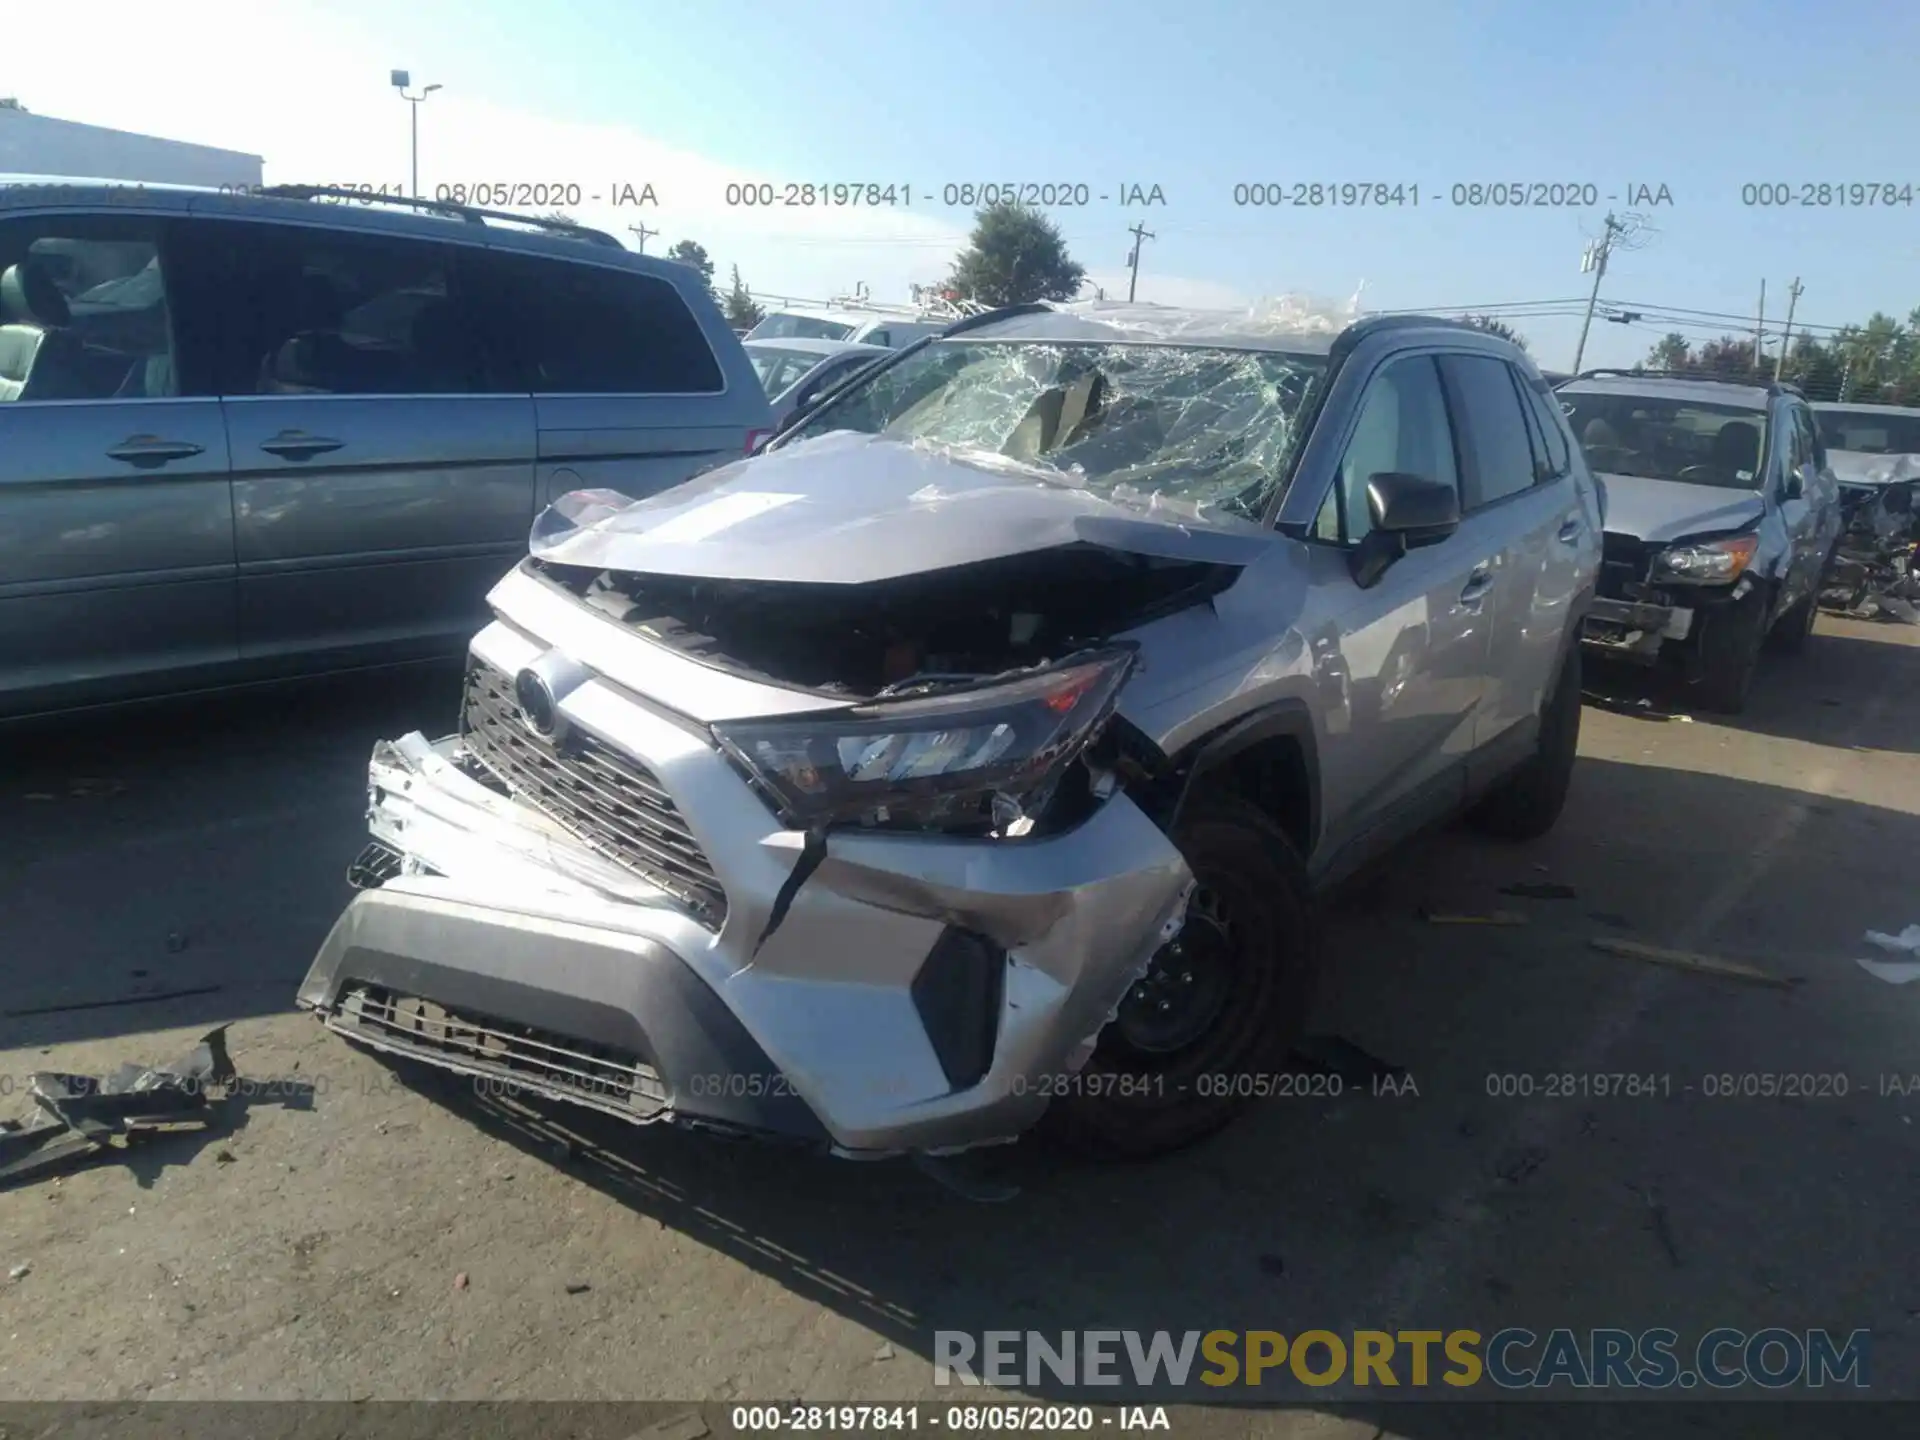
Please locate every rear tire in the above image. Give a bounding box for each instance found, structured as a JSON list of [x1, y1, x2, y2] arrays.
[[1040, 796, 1320, 1161], [1469, 642, 1582, 841]]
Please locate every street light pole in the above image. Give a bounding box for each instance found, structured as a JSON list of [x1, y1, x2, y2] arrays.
[[391, 71, 442, 198]]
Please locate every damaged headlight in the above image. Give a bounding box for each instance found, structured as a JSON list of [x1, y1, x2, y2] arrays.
[[712, 649, 1135, 833], [1649, 534, 1757, 585]]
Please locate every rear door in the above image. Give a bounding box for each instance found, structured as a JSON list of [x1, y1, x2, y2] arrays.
[[1436, 352, 1588, 781], [0, 209, 236, 714], [213, 220, 536, 664], [470, 249, 772, 508], [1307, 351, 1497, 873]]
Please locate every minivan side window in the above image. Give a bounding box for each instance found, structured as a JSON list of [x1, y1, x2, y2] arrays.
[[1314, 354, 1460, 544], [211, 223, 496, 396], [0, 215, 185, 402], [480, 252, 724, 394], [1440, 353, 1541, 509]]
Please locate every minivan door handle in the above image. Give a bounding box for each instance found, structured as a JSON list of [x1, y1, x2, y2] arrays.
[[1459, 565, 1495, 606], [260, 431, 344, 459], [1556, 515, 1584, 544], [106, 435, 205, 467]]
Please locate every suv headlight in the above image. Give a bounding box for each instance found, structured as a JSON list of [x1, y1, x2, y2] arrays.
[[1649, 534, 1757, 585], [712, 649, 1135, 833]]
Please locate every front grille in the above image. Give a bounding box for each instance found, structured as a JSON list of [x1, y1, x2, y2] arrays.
[[459, 658, 728, 926], [332, 985, 668, 1118], [1599, 531, 1652, 600]]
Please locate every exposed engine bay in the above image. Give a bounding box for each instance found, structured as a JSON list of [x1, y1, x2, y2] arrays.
[[528, 544, 1238, 698], [1822, 466, 1920, 624]]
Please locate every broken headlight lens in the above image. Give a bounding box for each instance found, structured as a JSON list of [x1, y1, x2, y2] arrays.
[[1649, 534, 1757, 585], [711, 649, 1135, 833]]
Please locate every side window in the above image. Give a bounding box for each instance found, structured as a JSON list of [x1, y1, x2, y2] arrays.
[[482, 253, 724, 394], [1516, 370, 1573, 481], [863, 328, 892, 348], [1313, 354, 1459, 544], [0, 215, 179, 402], [217, 224, 494, 396], [1793, 405, 1821, 472], [1440, 354, 1540, 509]]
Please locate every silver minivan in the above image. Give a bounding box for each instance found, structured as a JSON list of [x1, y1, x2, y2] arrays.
[[0, 183, 773, 717]]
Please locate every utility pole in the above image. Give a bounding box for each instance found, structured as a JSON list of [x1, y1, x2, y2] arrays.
[[1125, 223, 1155, 302], [1753, 279, 1767, 369], [1775, 277, 1803, 380], [1571, 212, 1625, 374], [627, 222, 658, 254]]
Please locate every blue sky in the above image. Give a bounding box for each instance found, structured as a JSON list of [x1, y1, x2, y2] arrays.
[[27, 0, 1920, 370]]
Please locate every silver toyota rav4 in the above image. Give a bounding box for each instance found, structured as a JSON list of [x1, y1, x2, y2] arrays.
[[297, 300, 1603, 1161]]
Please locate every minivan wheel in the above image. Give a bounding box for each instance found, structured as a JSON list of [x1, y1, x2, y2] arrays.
[[1039, 797, 1320, 1161], [1468, 642, 1582, 842]]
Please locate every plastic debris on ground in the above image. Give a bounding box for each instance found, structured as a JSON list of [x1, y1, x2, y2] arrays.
[[0, 1026, 237, 1189], [1855, 925, 1920, 984]]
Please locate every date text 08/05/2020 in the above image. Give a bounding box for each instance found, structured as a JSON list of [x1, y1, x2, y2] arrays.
[[720, 183, 1168, 208], [212, 182, 660, 208]]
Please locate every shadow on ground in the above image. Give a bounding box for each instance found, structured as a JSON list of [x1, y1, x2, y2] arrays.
[[1584, 615, 1919, 755], [329, 748, 1920, 1412]]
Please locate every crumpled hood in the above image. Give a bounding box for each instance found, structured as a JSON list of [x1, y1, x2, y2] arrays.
[[528, 431, 1275, 583], [1595, 472, 1766, 544], [1829, 450, 1920, 487]]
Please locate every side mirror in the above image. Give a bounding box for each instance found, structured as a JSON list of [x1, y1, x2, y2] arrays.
[[1782, 470, 1804, 502], [1349, 472, 1461, 588]]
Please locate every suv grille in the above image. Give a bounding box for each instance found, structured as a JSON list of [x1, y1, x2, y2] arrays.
[[331, 985, 668, 1118], [460, 658, 728, 926], [1599, 532, 1653, 600]]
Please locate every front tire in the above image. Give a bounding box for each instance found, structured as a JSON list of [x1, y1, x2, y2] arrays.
[[1693, 593, 1767, 713], [1469, 642, 1582, 841], [1040, 797, 1320, 1161]]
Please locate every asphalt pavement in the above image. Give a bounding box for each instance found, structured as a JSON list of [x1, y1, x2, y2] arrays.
[[1, 619, 1916, 1433]]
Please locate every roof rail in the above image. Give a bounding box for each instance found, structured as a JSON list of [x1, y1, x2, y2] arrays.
[[940, 302, 1056, 336], [1562, 367, 1800, 397], [1339, 313, 1479, 344], [255, 185, 627, 248]]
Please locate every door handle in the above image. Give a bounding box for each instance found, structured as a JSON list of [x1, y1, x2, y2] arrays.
[[260, 431, 344, 459], [1459, 565, 1494, 606], [106, 435, 205, 466], [1556, 515, 1583, 544]]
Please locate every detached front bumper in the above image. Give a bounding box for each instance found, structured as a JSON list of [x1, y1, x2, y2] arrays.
[[297, 659, 1192, 1157], [1581, 595, 1694, 662]]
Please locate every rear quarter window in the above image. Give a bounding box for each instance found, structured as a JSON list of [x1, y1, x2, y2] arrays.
[[480, 252, 724, 394]]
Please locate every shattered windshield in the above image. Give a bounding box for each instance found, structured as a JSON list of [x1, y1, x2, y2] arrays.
[[1816, 408, 1920, 455], [1560, 392, 1769, 490], [783, 338, 1327, 519]]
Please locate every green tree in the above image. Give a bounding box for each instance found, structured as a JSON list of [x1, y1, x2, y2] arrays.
[[947, 202, 1085, 307], [667, 239, 715, 292], [723, 264, 764, 329], [1645, 333, 1691, 371], [1460, 315, 1529, 352]]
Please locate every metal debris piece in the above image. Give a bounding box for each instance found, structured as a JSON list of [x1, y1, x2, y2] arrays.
[[564, 1281, 592, 1295], [0, 1027, 238, 1190], [1501, 882, 1578, 900], [1421, 909, 1529, 926], [874, 1341, 895, 1361], [1589, 938, 1792, 989], [8, 1262, 29, 1280]]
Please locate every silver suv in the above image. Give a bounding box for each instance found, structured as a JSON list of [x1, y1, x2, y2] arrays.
[[298, 300, 1603, 1161], [0, 182, 772, 718]]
